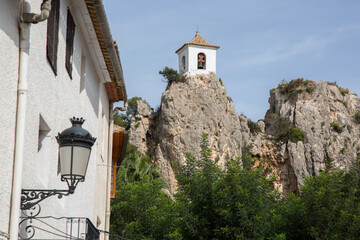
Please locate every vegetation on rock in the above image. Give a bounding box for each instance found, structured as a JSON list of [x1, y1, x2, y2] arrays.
[[267, 114, 307, 143], [330, 122, 343, 133], [329, 81, 350, 96], [247, 119, 261, 134], [114, 96, 143, 129], [354, 110, 360, 123], [290, 127, 306, 143], [278, 78, 315, 97], [159, 66, 186, 87]]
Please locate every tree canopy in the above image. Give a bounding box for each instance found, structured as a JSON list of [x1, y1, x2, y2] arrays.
[[113, 96, 142, 129], [110, 134, 360, 240]]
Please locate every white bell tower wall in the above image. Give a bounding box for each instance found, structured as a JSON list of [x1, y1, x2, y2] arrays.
[[177, 47, 189, 73], [177, 45, 217, 75], [188, 45, 217, 74]]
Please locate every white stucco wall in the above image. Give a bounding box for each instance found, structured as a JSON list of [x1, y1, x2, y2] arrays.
[[0, 1, 19, 238], [177, 44, 217, 76], [14, 0, 112, 239], [93, 88, 110, 230], [177, 47, 189, 74]]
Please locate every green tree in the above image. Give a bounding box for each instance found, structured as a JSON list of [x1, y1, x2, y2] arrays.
[[175, 133, 221, 239], [111, 134, 360, 240], [116, 144, 160, 186], [175, 133, 280, 239], [110, 179, 180, 240], [113, 96, 142, 129], [299, 169, 360, 239], [275, 161, 360, 240], [159, 67, 186, 88], [110, 145, 179, 240], [113, 112, 128, 128]]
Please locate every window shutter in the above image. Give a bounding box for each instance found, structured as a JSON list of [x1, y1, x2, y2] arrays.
[[66, 10, 75, 79], [110, 159, 117, 198], [46, 0, 59, 74]]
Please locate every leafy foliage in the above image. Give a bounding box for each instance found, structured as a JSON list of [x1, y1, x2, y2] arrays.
[[111, 134, 360, 240], [269, 114, 292, 142], [113, 112, 127, 128], [110, 145, 179, 239], [330, 122, 343, 133], [174, 133, 280, 239], [110, 180, 179, 240], [268, 114, 306, 143], [116, 144, 160, 186], [290, 169, 360, 239], [290, 127, 306, 143], [113, 96, 142, 129], [278, 78, 314, 98], [247, 119, 261, 134], [354, 111, 360, 123], [159, 67, 186, 87]]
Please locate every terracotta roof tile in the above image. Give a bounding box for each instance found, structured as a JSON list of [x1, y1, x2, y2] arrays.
[[176, 31, 220, 53]]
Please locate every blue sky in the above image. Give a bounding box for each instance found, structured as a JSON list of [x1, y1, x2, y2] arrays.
[[105, 0, 360, 121]]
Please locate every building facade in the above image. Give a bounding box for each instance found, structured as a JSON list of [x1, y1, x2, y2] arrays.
[[0, 0, 126, 239]]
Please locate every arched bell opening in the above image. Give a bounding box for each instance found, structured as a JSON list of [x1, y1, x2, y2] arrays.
[[182, 55, 186, 70], [197, 52, 206, 70]]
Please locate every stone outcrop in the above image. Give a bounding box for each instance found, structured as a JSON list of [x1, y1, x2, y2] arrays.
[[156, 73, 250, 191], [128, 100, 154, 154], [247, 80, 360, 193], [129, 75, 360, 194]]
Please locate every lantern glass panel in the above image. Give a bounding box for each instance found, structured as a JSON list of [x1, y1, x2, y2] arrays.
[[59, 146, 72, 178], [72, 146, 91, 179]]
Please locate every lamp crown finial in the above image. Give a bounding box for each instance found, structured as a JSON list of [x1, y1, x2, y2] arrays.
[[70, 117, 85, 125]]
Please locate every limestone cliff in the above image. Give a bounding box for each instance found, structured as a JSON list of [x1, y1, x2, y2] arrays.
[[253, 80, 360, 193], [129, 75, 360, 194]]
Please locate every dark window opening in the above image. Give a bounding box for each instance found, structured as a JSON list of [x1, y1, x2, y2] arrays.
[[182, 56, 186, 70], [66, 9, 76, 79], [46, 0, 60, 75], [197, 52, 206, 69]]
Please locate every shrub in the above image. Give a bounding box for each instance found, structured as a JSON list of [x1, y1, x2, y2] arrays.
[[338, 86, 349, 96], [306, 86, 314, 93], [114, 96, 142, 130], [340, 147, 346, 154], [325, 157, 334, 170], [290, 127, 306, 143], [278, 79, 289, 94], [354, 111, 360, 123], [330, 122, 343, 133], [218, 78, 223, 86], [247, 119, 261, 134], [277, 78, 314, 98], [270, 114, 292, 142], [159, 67, 186, 87]]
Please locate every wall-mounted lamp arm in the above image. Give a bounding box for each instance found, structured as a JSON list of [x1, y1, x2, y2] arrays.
[[21, 189, 73, 210]]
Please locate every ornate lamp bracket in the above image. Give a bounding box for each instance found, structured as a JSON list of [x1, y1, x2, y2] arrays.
[[21, 189, 72, 210]]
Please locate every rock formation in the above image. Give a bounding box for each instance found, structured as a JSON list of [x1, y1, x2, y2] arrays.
[[253, 80, 360, 193], [129, 75, 360, 194]]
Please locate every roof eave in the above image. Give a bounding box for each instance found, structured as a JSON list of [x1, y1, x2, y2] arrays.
[[84, 0, 127, 103], [175, 43, 220, 54]]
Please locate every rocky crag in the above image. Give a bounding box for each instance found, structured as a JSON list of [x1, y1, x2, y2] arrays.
[[129, 74, 360, 194]]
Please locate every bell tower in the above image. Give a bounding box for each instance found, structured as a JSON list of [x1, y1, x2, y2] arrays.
[[175, 31, 220, 75]]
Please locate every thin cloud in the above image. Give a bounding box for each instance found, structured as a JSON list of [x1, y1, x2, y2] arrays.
[[237, 25, 360, 67]]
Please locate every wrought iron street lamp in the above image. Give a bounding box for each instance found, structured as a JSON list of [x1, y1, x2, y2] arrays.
[[21, 117, 96, 210]]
